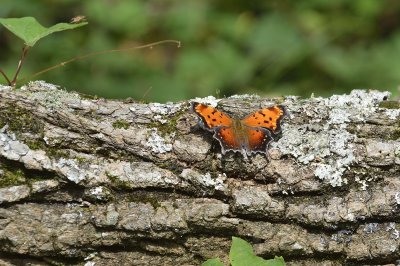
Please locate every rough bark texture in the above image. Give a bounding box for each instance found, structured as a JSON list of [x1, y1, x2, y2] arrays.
[[0, 81, 399, 266]]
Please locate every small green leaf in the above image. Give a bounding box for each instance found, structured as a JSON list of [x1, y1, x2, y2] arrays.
[[0, 17, 87, 47], [230, 237, 285, 266], [202, 258, 225, 266], [265, 256, 286, 266]]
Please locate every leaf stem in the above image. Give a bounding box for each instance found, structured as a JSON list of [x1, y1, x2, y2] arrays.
[[11, 45, 29, 86]]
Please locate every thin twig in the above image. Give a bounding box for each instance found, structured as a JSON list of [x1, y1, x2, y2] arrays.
[[0, 68, 11, 85], [19, 40, 181, 85]]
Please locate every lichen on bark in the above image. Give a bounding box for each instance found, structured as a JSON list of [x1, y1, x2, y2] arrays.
[[0, 81, 399, 265]]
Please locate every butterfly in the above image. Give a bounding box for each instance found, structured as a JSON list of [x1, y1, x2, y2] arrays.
[[191, 102, 287, 158]]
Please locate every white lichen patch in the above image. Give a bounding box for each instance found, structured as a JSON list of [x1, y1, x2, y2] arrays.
[[385, 223, 400, 239], [1, 128, 71, 176], [329, 129, 354, 157], [145, 128, 173, 153], [89, 186, 104, 198], [31, 180, 60, 193], [153, 114, 168, 124], [313, 128, 355, 187], [385, 109, 400, 120], [21, 150, 52, 170], [84, 259, 97, 266], [328, 108, 351, 124], [395, 146, 400, 165], [284, 95, 301, 103], [314, 162, 348, 187], [325, 89, 391, 123], [276, 90, 392, 187], [275, 125, 330, 164], [395, 192, 400, 205], [24, 80, 81, 110], [0, 185, 31, 204], [228, 94, 260, 99], [354, 176, 369, 190], [148, 102, 182, 115], [0, 131, 30, 161], [0, 84, 12, 91], [87, 186, 111, 201], [105, 161, 180, 188], [21, 80, 58, 91], [53, 158, 89, 184], [180, 169, 227, 192], [191, 96, 221, 107]]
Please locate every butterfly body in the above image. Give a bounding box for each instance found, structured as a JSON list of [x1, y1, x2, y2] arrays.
[[192, 102, 286, 157]]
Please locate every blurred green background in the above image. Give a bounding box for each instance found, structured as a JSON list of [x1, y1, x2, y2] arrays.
[[1, 0, 400, 102]]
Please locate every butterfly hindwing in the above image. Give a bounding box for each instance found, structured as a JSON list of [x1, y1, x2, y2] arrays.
[[246, 127, 273, 154], [214, 126, 241, 154]]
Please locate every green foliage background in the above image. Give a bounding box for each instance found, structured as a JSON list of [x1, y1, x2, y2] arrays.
[[1, 0, 400, 102]]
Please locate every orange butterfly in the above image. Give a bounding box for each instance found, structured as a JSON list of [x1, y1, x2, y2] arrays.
[[192, 102, 286, 158]]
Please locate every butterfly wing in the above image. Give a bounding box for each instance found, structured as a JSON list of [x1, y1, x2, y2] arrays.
[[214, 127, 241, 154], [214, 127, 273, 155], [242, 105, 286, 135], [246, 128, 273, 154], [192, 102, 233, 131]]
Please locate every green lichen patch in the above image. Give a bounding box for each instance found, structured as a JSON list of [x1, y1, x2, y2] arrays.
[[75, 156, 89, 164], [395, 146, 400, 158], [112, 119, 130, 129], [0, 165, 26, 187], [76, 91, 100, 100], [0, 105, 43, 135], [388, 128, 400, 140], [106, 171, 132, 190], [148, 109, 185, 137], [44, 146, 70, 160], [128, 192, 161, 209], [0, 159, 54, 188], [347, 124, 400, 141], [24, 139, 47, 151], [379, 101, 400, 109]]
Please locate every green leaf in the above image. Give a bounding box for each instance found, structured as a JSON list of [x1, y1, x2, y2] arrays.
[[266, 256, 286, 266], [230, 237, 285, 266], [202, 258, 225, 266], [0, 17, 87, 47]]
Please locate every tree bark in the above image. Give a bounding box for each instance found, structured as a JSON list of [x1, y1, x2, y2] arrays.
[[0, 81, 399, 265]]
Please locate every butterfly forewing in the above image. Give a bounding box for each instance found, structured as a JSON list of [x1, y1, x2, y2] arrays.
[[242, 105, 286, 134], [192, 102, 233, 130]]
